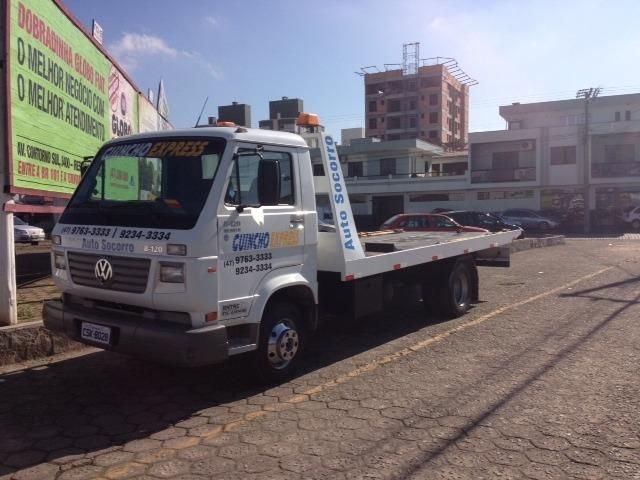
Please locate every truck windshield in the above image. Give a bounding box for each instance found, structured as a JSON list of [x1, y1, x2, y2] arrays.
[[60, 137, 226, 229]]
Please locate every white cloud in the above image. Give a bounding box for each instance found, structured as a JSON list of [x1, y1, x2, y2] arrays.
[[109, 33, 221, 79], [204, 15, 219, 28], [428, 17, 445, 30]]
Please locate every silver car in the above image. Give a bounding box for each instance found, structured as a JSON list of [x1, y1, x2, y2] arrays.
[[499, 209, 560, 231], [14, 217, 46, 244]]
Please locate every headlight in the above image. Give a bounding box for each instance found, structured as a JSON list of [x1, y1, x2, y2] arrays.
[[160, 263, 185, 283], [53, 252, 66, 270], [52, 235, 62, 245]]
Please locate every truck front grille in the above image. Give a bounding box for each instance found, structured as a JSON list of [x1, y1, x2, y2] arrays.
[[67, 252, 151, 294]]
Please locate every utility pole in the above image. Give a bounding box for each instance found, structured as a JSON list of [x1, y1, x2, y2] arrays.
[[576, 87, 601, 233], [0, 198, 18, 325]]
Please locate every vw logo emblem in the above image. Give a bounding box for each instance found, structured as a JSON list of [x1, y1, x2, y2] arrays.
[[94, 258, 113, 283]]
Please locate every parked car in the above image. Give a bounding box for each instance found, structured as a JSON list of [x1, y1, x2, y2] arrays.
[[14, 217, 46, 245], [445, 211, 525, 239], [498, 209, 560, 230], [380, 213, 489, 233], [431, 207, 453, 214], [622, 206, 640, 230]]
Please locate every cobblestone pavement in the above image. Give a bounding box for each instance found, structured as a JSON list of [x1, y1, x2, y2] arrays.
[[2, 240, 640, 479]]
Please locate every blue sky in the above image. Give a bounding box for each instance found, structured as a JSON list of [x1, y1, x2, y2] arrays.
[[65, 0, 640, 138]]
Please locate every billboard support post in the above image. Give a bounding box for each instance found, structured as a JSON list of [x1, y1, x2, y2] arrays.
[[0, 198, 18, 326]]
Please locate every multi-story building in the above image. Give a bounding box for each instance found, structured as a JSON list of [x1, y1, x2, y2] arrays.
[[218, 102, 251, 127], [258, 97, 304, 132], [470, 93, 640, 229], [311, 131, 468, 229], [362, 44, 475, 148]]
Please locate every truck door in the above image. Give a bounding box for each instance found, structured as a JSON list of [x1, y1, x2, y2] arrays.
[[216, 146, 304, 320]]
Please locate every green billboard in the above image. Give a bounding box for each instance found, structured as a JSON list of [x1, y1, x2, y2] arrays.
[[7, 0, 143, 196]]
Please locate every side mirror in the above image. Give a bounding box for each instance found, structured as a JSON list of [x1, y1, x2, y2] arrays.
[[258, 159, 280, 206], [80, 157, 93, 177]]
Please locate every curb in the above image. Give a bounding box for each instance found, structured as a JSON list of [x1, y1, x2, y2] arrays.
[[510, 235, 565, 253], [1, 235, 566, 367], [0, 321, 84, 366]]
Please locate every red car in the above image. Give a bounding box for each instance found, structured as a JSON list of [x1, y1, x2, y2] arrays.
[[380, 213, 489, 233]]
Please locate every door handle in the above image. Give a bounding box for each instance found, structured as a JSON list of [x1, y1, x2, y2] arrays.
[[289, 214, 304, 228]]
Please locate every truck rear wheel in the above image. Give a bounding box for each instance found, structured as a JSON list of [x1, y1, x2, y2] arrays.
[[423, 259, 474, 319], [254, 302, 304, 383]]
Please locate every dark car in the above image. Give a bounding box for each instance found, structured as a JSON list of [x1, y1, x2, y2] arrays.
[[499, 209, 560, 230], [445, 210, 525, 239], [380, 213, 489, 233]]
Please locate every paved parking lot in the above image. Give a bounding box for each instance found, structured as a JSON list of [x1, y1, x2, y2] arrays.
[[1, 240, 640, 479]]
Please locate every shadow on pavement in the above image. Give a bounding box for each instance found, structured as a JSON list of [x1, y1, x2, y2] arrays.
[[0, 301, 441, 471]]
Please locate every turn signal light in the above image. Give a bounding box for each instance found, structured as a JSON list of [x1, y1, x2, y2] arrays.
[[205, 312, 218, 322]]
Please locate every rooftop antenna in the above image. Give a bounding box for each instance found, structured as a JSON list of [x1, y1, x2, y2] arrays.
[[194, 96, 209, 127]]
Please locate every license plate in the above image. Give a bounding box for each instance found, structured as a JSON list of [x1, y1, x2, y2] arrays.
[[80, 322, 112, 345]]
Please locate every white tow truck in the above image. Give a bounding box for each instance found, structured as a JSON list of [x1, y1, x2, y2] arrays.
[[44, 115, 519, 381]]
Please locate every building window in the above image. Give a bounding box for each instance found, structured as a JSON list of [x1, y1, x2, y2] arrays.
[[429, 130, 438, 139], [409, 100, 417, 110], [550, 146, 577, 165], [313, 163, 325, 176], [604, 144, 635, 163], [626, 110, 631, 121], [564, 114, 586, 125], [368, 101, 377, 113], [366, 83, 384, 95], [615, 112, 621, 122], [347, 162, 363, 178], [429, 112, 438, 124], [409, 192, 465, 202], [492, 151, 520, 170], [368, 118, 377, 130], [420, 77, 441, 88], [442, 162, 468, 176], [429, 94, 438, 106], [387, 99, 401, 113], [409, 117, 417, 128], [387, 117, 401, 129], [380, 158, 396, 176]]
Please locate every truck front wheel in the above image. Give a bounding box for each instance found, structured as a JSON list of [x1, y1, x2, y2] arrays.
[[254, 302, 304, 383]]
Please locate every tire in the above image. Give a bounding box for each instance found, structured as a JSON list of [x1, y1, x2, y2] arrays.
[[538, 221, 549, 231], [423, 259, 474, 319], [254, 302, 304, 383], [632, 220, 640, 230]]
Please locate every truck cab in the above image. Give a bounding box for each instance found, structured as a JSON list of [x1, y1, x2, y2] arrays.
[[45, 127, 318, 381]]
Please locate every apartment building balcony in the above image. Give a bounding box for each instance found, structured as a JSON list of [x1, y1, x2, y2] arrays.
[[346, 171, 466, 182], [470, 167, 536, 184], [385, 109, 418, 117], [592, 162, 640, 178]]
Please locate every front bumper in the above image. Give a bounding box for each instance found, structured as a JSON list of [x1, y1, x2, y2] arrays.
[[43, 299, 228, 367]]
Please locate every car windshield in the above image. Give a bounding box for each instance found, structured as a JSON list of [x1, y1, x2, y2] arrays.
[[381, 214, 402, 228], [14, 217, 26, 226], [60, 137, 226, 229]]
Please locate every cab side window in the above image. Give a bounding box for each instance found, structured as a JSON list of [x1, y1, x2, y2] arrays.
[[225, 150, 295, 206], [263, 151, 295, 205]]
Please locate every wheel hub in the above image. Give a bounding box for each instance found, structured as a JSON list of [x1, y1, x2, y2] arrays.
[[453, 273, 469, 307], [267, 321, 299, 369]]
